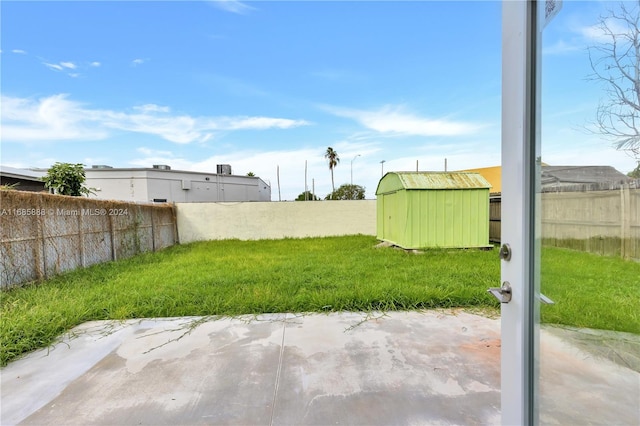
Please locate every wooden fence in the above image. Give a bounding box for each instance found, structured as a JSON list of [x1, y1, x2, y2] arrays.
[[489, 180, 639, 260], [490, 195, 501, 243], [1, 190, 178, 289]]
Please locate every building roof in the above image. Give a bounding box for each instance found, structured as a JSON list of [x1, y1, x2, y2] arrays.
[[0, 165, 46, 182], [458, 166, 502, 194], [82, 166, 268, 185], [456, 164, 631, 194], [541, 165, 630, 187], [376, 172, 491, 195]]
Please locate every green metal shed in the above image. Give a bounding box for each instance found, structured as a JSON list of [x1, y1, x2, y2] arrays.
[[375, 172, 492, 249]]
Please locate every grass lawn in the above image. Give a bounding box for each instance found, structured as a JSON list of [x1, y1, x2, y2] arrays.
[[541, 247, 640, 334], [1, 235, 638, 366]]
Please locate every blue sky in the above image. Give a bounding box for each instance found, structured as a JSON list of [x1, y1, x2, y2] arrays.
[[1, 1, 637, 200]]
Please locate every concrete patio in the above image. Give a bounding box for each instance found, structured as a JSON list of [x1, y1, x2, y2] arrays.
[[1, 310, 639, 425]]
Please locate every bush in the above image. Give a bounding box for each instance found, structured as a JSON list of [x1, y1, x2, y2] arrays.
[[325, 184, 365, 200], [43, 163, 92, 196]]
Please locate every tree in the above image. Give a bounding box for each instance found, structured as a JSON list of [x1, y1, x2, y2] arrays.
[[295, 190, 319, 201], [628, 162, 640, 177], [0, 183, 19, 191], [246, 172, 255, 177], [325, 184, 365, 200], [588, 2, 640, 158], [42, 162, 92, 196], [324, 147, 340, 198]]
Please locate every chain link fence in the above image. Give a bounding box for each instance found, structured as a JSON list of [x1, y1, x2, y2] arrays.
[[1, 190, 177, 289]]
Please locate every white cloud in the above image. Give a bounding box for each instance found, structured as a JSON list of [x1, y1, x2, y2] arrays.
[[129, 148, 195, 171], [12, 49, 27, 54], [324, 105, 485, 137], [131, 58, 146, 66], [543, 144, 636, 175], [579, 18, 631, 43], [43, 62, 79, 76], [1, 94, 311, 145], [101, 111, 205, 144], [137, 147, 175, 157], [544, 15, 636, 57], [543, 39, 582, 56], [83, 157, 110, 166], [42, 60, 98, 77], [43, 62, 83, 78], [134, 104, 171, 114], [0, 94, 108, 141], [3, 158, 58, 170], [44, 63, 64, 71], [99, 111, 309, 144], [220, 116, 312, 130], [209, 0, 255, 14]]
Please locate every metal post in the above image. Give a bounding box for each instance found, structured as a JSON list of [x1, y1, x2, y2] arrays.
[[380, 160, 386, 177], [305, 160, 308, 201], [351, 154, 360, 186], [277, 165, 281, 202]]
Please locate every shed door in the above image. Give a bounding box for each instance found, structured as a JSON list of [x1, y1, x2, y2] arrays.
[[382, 191, 398, 244]]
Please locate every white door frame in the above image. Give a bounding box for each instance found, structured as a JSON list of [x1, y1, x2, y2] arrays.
[[501, 1, 542, 424]]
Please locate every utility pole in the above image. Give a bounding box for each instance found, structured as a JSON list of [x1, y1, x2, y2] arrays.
[[277, 165, 281, 202], [351, 154, 360, 186], [305, 160, 308, 201], [380, 160, 386, 177]]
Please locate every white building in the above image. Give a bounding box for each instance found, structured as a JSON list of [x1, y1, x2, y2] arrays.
[[85, 165, 271, 203]]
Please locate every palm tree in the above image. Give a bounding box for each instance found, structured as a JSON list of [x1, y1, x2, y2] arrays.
[[324, 147, 340, 197]]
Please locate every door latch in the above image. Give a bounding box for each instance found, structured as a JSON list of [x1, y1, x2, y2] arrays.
[[540, 293, 555, 305], [488, 281, 512, 303], [499, 244, 512, 261]]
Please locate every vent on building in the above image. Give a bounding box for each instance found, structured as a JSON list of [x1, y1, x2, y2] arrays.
[[91, 165, 113, 169], [153, 164, 171, 170], [217, 164, 232, 175]]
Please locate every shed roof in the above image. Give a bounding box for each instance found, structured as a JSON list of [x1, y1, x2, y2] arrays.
[[376, 172, 491, 195]]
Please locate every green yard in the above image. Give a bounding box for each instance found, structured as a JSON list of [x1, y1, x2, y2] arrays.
[[1, 235, 638, 366]]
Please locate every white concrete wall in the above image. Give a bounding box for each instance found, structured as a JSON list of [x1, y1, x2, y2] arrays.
[[176, 200, 376, 243]]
